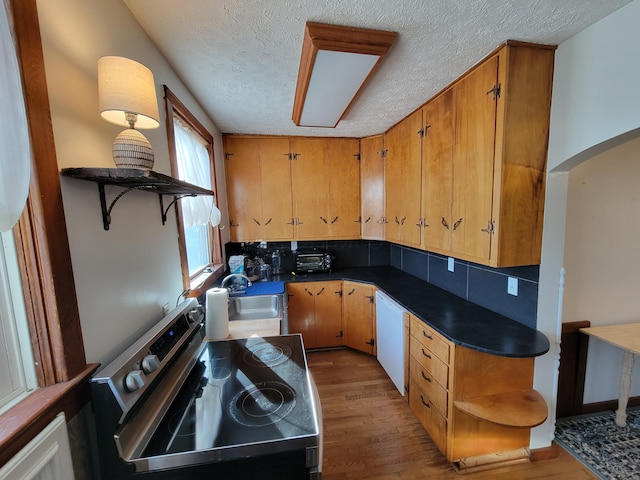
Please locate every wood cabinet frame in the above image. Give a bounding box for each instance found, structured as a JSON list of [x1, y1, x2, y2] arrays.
[[1, 0, 97, 468]]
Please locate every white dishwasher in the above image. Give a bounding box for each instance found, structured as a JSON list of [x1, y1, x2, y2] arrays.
[[375, 290, 406, 396]]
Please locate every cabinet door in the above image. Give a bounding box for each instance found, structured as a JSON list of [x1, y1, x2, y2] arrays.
[[385, 110, 422, 247], [290, 138, 328, 239], [451, 56, 498, 261], [360, 135, 385, 239], [259, 138, 294, 240], [343, 281, 375, 355], [286, 283, 317, 349], [326, 139, 361, 238], [421, 89, 454, 252], [224, 137, 263, 241], [314, 281, 343, 347]]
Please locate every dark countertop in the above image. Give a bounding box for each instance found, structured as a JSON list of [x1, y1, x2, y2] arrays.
[[270, 266, 549, 358]]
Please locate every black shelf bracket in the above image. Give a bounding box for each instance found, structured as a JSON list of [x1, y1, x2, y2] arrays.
[[98, 183, 148, 231], [159, 194, 196, 225]]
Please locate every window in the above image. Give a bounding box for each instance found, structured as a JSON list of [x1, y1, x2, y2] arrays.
[[0, 231, 36, 415], [164, 86, 223, 293]]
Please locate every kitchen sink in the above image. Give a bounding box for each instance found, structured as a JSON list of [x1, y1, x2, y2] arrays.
[[228, 294, 284, 321]]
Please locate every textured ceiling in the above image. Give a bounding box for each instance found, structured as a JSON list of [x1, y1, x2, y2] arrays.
[[123, 0, 632, 138]]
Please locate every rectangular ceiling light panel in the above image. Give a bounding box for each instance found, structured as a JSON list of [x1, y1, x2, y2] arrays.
[[300, 50, 379, 127], [292, 22, 397, 128]]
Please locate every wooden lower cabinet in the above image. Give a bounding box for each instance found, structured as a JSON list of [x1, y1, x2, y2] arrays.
[[342, 281, 376, 355], [408, 314, 547, 470], [287, 280, 378, 355], [286, 281, 343, 349]]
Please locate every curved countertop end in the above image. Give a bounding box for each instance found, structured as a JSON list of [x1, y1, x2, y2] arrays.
[[276, 266, 550, 358]]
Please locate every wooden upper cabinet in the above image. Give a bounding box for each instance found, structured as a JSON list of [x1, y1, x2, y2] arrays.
[[384, 110, 422, 248], [360, 135, 385, 240], [421, 89, 454, 252], [259, 138, 295, 240], [224, 136, 294, 242], [451, 56, 498, 261], [291, 137, 327, 239], [491, 43, 554, 267], [223, 42, 553, 266], [326, 138, 361, 238], [418, 41, 554, 267], [224, 136, 263, 241], [291, 137, 360, 240]]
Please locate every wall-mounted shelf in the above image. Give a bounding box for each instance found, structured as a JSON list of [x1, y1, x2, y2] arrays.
[[60, 167, 214, 230]]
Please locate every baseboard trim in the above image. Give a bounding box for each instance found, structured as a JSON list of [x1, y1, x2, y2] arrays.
[[582, 396, 640, 415], [530, 443, 562, 461]]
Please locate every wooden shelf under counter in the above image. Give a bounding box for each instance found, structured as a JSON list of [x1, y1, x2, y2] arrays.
[[454, 388, 547, 428]]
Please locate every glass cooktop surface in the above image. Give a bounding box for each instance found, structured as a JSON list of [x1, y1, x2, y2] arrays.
[[142, 334, 318, 457]]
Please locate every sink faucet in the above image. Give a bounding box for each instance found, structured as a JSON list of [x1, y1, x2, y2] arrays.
[[220, 274, 252, 292]]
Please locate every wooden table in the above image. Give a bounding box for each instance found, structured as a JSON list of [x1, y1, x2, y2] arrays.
[[580, 323, 640, 427]]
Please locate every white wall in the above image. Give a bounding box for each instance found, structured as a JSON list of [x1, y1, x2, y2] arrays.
[[547, 0, 640, 171], [563, 137, 640, 403], [533, 0, 640, 448], [36, 0, 229, 367]]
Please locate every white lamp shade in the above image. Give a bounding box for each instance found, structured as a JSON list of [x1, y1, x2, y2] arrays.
[[98, 56, 160, 129]]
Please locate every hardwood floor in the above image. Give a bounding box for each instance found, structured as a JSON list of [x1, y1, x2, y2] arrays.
[[306, 348, 597, 480]]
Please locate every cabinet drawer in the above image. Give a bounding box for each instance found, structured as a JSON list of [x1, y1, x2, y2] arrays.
[[409, 379, 448, 455], [410, 335, 449, 388], [410, 356, 448, 416], [411, 317, 450, 363]]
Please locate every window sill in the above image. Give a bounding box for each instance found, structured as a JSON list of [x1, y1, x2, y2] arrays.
[[187, 263, 225, 298], [0, 363, 99, 468]]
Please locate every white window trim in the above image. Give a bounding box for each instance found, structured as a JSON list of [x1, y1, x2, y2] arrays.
[[0, 231, 37, 415]]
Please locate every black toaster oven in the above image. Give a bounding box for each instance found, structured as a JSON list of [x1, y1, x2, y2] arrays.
[[294, 251, 332, 273]]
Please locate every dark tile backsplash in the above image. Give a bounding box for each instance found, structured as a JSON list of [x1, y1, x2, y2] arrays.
[[226, 240, 538, 328]]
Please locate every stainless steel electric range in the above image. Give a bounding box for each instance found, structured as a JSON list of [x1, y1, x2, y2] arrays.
[[90, 298, 322, 479]]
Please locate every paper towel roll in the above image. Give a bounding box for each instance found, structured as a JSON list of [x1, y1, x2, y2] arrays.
[[206, 288, 229, 340]]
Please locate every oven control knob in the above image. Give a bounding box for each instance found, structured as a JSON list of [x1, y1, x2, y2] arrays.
[[142, 355, 160, 374], [125, 370, 146, 392]]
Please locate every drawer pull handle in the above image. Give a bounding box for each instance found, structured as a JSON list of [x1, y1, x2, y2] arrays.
[[421, 371, 432, 382], [420, 395, 430, 408], [422, 331, 433, 340], [421, 348, 432, 359]]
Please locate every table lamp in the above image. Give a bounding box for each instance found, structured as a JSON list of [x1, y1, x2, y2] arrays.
[[98, 56, 160, 169]]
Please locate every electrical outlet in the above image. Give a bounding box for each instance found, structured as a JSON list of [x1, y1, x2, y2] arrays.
[[507, 277, 518, 296], [162, 303, 171, 316], [447, 257, 455, 272], [291, 240, 298, 251]]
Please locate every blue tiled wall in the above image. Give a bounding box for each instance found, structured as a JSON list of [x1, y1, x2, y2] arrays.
[[226, 240, 539, 328]]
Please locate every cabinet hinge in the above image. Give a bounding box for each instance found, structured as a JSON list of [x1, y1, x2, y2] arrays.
[[486, 83, 501, 100], [481, 220, 495, 235]]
